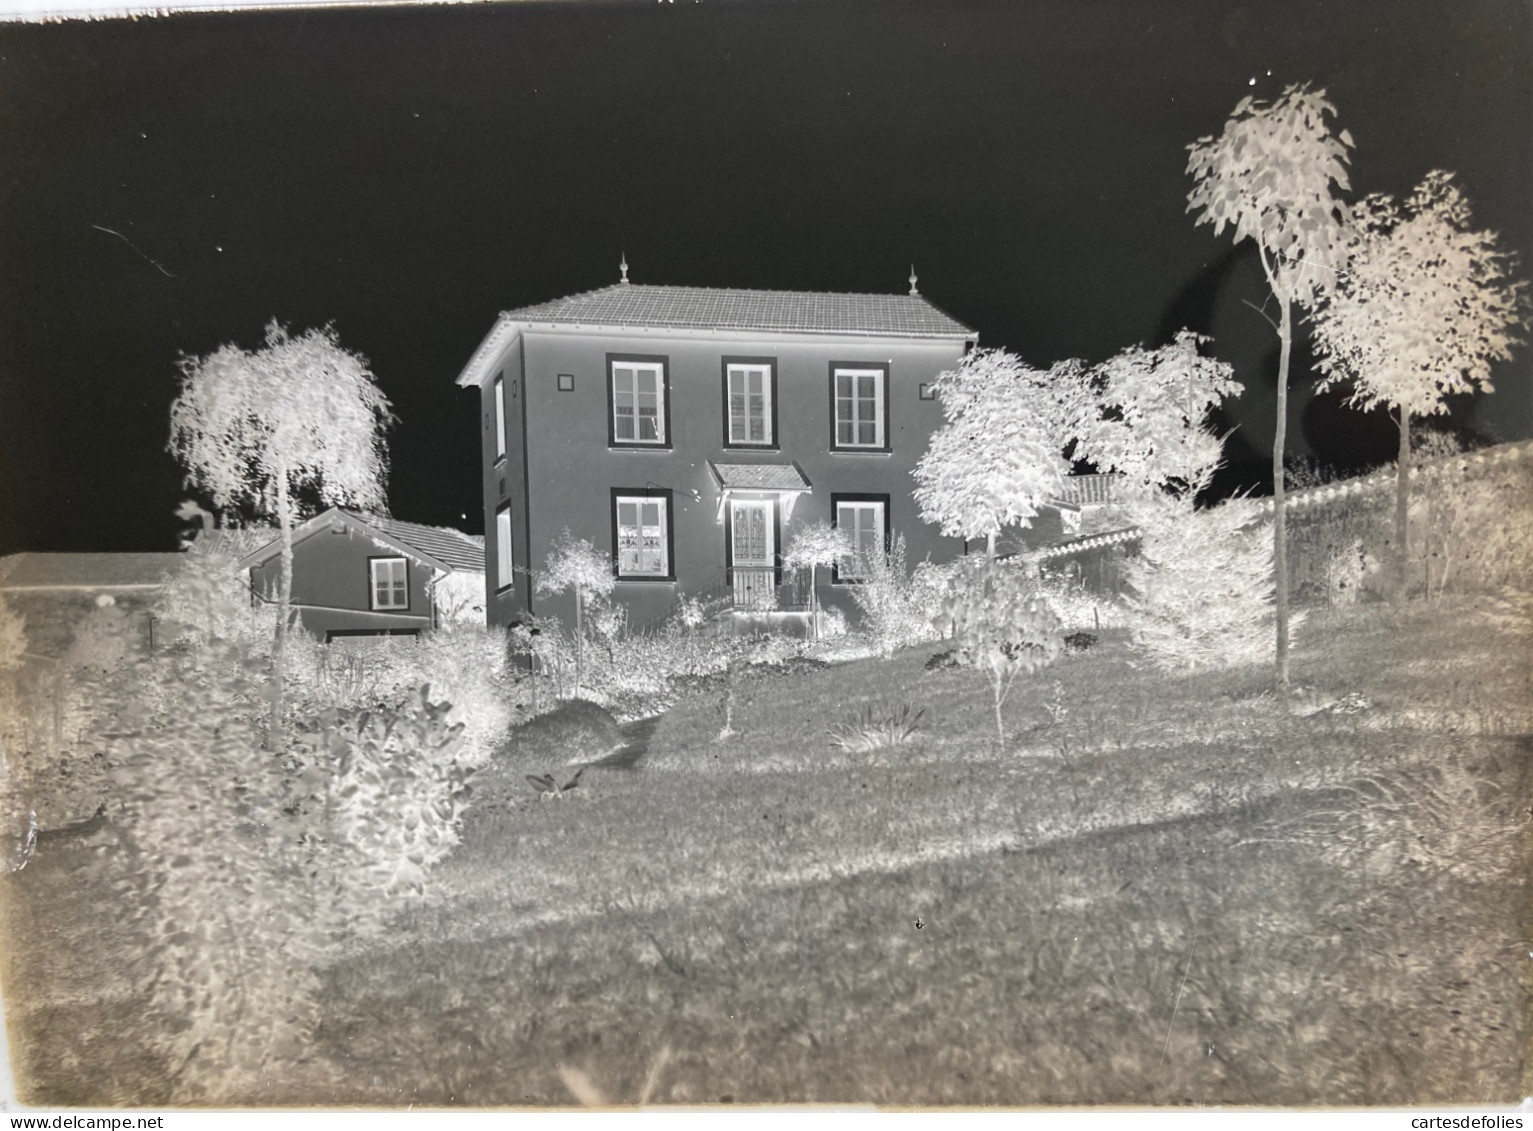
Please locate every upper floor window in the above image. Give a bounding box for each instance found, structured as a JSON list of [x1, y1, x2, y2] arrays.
[[609, 356, 670, 447], [832, 495, 888, 582], [493, 375, 506, 461], [613, 490, 674, 580], [830, 364, 888, 451], [724, 359, 776, 447], [370, 557, 409, 610]]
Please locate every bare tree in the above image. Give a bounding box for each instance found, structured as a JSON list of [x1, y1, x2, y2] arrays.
[[1186, 83, 1353, 686], [913, 349, 1086, 558], [1311, 171, 1528, 596], [168, 320, 393, 742]]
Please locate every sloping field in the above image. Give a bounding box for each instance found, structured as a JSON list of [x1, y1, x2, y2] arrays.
[[3, 591, 1530, 1106]]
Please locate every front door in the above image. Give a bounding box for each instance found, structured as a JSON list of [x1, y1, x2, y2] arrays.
[[730, 498, 775, 608]]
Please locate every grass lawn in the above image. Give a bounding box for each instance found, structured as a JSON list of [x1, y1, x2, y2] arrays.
[[3, 591, 1530, 1106]]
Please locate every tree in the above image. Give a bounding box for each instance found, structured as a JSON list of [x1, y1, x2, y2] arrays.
[[1072, 331, 1243, 504], [1310, 171, 1528, 596], [783, 520, 852, 641], [913, 349, 1086, 557], [535, 529, 616, 697], [168, 320, 393, 742], [1186, 83, 1354, 686]]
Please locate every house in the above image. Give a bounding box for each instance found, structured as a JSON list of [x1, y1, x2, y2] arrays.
[[219, 509, 485, 641], [454, 267, 979, 631]]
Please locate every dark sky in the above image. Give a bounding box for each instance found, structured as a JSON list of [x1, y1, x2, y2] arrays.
[[0, 0, 1528, 553]]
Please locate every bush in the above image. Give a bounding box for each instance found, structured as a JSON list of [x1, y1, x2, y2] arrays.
[[848, 536, 954, 657], [320, 686, 476, 902], [934, 558, 1063, 742], [1126, 497, 1299, 671], [501, 698, 623, 768]]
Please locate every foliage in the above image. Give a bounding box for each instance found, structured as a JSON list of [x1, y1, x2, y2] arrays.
[[1186, 84, 1354, 309], [1126, 497, 1297, 671], [320, 687, 476, 900], [913, 349, 1086, 553], [287, 623, 516, 769], [501, 698, 624, 767], [826, 701, 926, 754], [782, 520, 853, 571], [150, 542, 270, 656], [933, 558, 1063, 741], [845, 536, 953, 657], [431, 568, 487, 625], [167, 321, 394, 741], [1072, 331, 1242, 500], [1312, 171, 1527, 422], [167, 321, 394, 522]]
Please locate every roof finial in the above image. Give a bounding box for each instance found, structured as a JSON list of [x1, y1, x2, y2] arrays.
[[908, 264, 919, 296], [619, 252, 630, 285]]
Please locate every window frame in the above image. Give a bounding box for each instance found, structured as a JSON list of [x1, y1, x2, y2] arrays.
[[828, 362, 891, 453], [495, 503, 514, 593], [830, 493, 890, 583], [720, 356, 779, 450], [610, 488, 676, 582], [607, 354, 672, 449], [369, 555, 411, 611]]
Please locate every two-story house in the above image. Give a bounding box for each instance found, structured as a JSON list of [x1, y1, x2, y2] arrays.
[[455, 268, 978, 631]]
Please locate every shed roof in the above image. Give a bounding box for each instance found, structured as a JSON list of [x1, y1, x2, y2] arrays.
[[232, 510, 484, 574], [0, 552, 185, 590]]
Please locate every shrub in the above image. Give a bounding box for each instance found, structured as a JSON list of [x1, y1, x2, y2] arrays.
[[848, 536, 953, 657], [934, 558, 1063, 742], [501, 698, 623, 768], [1126, 497, 1299, 671], [827, 702, 926, 753], [320, 686, 476, 902]]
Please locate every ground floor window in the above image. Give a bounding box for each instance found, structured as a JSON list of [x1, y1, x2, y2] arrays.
[[831, 494, 888, 582], [613, 490, 673, 580], [495, 503, 514, 591]]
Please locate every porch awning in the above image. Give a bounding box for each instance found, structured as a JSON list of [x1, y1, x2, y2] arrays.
[[706, 461, 812, 493]]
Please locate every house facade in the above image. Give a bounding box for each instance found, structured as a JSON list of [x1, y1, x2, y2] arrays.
[[455, 274, 979, 630], [230, 509, 485, 641]]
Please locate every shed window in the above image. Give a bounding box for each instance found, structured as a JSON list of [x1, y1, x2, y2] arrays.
[[370, 557, 409, 610]]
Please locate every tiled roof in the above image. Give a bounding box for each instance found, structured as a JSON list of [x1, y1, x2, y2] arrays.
[[354, 514, 485, 573], [709, 462, 813, 491], [233, 511, 484, 574], [0, 552, 185, 590], [502, 284, 976, 339]]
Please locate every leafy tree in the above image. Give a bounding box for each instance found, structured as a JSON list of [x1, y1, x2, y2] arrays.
[[1310, 170, 1528, 595], [167, 320, 393, 742], [783, 520, 852, 640], [913, 349, 1086, 557], [1186, 83, 1354, 686], [1072, 330, 1243, 504], [535, 529, 616, 697], [933, 558, 1062, 743]]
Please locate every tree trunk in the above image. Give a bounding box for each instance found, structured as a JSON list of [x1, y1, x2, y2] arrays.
[[992, 680, 1006, 744], [985, 531, 996, 560], [271, 467, 292, 747], [1272, 302, 1292, 689], [1395, 407, 1412, 601], [573, 583, 583, 699]]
